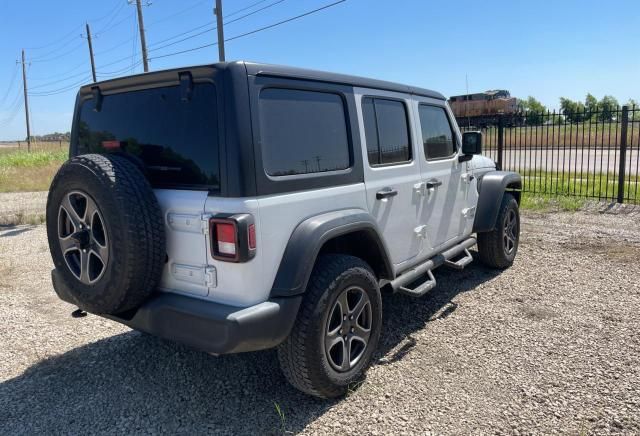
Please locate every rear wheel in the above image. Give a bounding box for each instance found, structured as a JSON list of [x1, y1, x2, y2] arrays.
[[477, 192, 520, 269], [277, 254, 382, 398]]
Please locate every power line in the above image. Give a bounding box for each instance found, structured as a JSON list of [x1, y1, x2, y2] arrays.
[[0, 99, 24, 127], [24, 24, 83, 51], [28, 59, 87, 81], [94, 0, 127, 34], [95, 7, 134, 36], [147, 0, 285, 52], [29, 76, 93, 97], [147, 0, 286, 53], [149, 0, 347, 61], [30, 41, 86, 63], [0, 65, 19, 108], [146, 0, 210, 26], [225, 0, 271, 18], [28, 69, 91, 90], [147, 21, 213, 48], [97, 60, 143, 77]]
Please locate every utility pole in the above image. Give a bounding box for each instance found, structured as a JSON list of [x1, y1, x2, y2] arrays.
[[214, 0, 225, 62], [85, 23, 97, 82], [134, 0, 149, 72], [19, 50, 31, 152]]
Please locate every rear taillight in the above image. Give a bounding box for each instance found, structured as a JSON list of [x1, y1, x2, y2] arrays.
[[209, 214, 256, 262]]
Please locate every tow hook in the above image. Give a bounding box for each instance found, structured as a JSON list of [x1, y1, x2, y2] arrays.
[[71, 308, 87, 318]]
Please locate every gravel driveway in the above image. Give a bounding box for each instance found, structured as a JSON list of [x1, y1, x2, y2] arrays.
[[1, 210, 639, 435]]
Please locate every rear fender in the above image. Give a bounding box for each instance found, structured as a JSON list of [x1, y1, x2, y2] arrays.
[[270, 209, 393, 298]]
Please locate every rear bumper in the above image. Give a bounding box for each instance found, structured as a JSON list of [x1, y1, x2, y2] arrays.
[[52, 269, 302, 355]]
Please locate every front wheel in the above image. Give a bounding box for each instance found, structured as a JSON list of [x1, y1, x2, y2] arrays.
[[277, 254, 382, 398], [477, 192, 520, 269]]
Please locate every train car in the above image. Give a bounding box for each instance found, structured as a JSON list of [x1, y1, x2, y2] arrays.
[[449, 90, 520, 127]]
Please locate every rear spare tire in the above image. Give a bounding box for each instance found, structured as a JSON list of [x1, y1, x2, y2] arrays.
[[46, 153, 165, 314]]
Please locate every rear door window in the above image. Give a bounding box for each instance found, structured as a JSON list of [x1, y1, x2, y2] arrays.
[[77, 83, 219, 190], [361, 97, 411, 165]]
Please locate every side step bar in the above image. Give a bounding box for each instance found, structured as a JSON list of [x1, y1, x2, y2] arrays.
[[390, 237, 476, 297]]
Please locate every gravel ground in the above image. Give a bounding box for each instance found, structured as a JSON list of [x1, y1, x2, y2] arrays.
[[0, 191, 48, 225], [0, 209, 639, 435]]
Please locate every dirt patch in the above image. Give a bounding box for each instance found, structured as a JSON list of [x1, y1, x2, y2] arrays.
[[560, 240, 639, 262]]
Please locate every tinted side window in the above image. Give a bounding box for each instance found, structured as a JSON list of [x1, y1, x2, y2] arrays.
[[259, 88, 350, 176], [362, 97, 411, 165], [77, 84, 219, 189], [419, 105, 456, 159]]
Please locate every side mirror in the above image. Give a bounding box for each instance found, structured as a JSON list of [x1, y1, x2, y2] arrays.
[[462, 131, 482, 155]]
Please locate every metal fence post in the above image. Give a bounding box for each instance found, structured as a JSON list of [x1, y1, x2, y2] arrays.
[[497, 115, 504, 170], [617, 106, 629, 203]]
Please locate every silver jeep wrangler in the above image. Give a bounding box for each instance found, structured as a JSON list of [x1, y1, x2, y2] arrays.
[[47, 61, 521, 398]]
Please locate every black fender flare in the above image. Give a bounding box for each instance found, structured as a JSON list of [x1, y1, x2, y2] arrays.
[[270, 209, 394, 298], [473, 171, 522, 233]]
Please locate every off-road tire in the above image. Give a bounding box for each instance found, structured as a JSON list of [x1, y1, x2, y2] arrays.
[[277, 254, 382, 399], [477, 192, 520, 269], [46, 153, 165, 314]]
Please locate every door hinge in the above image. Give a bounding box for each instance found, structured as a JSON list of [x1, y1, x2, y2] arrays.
[[205, 266, 217, 288], [414, 225, 428, 239], [413, 182, 427, 196], [462, 207, 476, 218], [461, 173, 475, 183], [201, 213, 213, 235]]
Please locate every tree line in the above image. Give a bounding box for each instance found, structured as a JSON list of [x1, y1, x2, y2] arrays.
[[518, 95, 638, 124]]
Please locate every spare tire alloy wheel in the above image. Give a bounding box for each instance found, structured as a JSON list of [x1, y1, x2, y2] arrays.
[[47, 154, 165, 315], [325, 286, 372, 372], [58, 191, 109, 284]]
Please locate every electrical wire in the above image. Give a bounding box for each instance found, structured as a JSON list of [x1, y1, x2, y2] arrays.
[[30, 41, 86, 63], [95, 8, 135, 36], [29, 76, 93, 97], [0, 65, 19, 108], [28, 59, 87, 81], [149, 0, 347, 61], [24, 24, 83, 51], [29, 69, 91, 90], [147, 21, 213, 48], [94, 0, 127, 34], [146, 0, 210, 27], [225, 0, 271, 18], [94, 28, 136, 56], [147, 0, 286, 53], [0, 96, 24, 127], [97, 60, 143, 77]]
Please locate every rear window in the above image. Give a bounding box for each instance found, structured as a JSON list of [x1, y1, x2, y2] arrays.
[[76, 83, 219, 190], [258, 88, 350, 176]]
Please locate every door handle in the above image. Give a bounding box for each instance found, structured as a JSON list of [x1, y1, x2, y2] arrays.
[[376, 188, 398, 200], [426, 180, 443, 190]]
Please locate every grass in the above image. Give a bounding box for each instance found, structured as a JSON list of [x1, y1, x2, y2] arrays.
[[520, 193, 586, 212], [472, 120, 640, 149], [0, 147, 68, 192], [518, 170, 640, 205]]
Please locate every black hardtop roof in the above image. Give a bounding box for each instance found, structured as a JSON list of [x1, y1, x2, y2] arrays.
[[82, 61, 445, 101], [242, 61, 446, 100]]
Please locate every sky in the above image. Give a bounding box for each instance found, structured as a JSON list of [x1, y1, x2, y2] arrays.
[[0, 0, 639, 140]]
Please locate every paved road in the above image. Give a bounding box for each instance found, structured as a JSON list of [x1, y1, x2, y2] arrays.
[[494, 147, 640, 174]]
